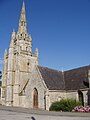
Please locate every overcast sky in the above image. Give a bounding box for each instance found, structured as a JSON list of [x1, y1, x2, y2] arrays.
[[0, 0, 90, 71]]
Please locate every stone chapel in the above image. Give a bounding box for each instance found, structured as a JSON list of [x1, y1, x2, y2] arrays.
[[1, 2, 90, 110]]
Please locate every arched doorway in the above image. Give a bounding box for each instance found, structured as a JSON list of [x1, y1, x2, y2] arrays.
[[33, 88, 38, 109], [78, 90, 84, 106]]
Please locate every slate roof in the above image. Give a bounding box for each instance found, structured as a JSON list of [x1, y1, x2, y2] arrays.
[[38, 66, 65, 90], [64, 66, 90, 90], [38, 65, 90, 91]]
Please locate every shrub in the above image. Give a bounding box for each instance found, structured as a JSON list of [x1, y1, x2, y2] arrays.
[[49, 98, 81, 112]]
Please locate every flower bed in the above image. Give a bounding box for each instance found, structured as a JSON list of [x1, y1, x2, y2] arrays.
[[73, 106, 90, 112]]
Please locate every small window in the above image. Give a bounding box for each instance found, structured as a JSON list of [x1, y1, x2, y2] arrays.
[[21, 22, 23, 26], [27, 62, 29, 66], [24, 22, 25, 26]]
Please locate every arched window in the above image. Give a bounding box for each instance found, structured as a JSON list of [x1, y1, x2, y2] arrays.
[[33, 88, 38, 109]]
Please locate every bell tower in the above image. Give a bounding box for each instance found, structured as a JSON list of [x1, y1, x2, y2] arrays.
[[2, 1, 39, 106]]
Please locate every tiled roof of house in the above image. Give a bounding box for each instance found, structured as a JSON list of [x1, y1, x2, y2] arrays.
[[38, 65, 90, 91], [38, 66, 65, 90]]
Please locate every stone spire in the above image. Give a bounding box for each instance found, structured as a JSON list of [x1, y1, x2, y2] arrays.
[[18, 1, 27, 34]]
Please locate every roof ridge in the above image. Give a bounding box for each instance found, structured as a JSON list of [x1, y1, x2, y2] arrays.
[[38, 65, 62, 73], [65, 65, 90, 72]]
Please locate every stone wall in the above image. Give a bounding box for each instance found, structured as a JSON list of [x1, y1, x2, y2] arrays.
[[48, 90, 88, 110], [48, 91, 66, 109], [66, 91, 78, 100], [19, 66, 47, 110], [66, 90, 88, 106]]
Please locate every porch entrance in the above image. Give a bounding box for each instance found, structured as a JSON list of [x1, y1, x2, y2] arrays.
[[33, 88, 38, 109]]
